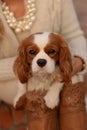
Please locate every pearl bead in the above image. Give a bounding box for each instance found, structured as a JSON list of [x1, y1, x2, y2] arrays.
[[12, 18, 16, 23], [30, 4, 35, 8], [31, 16, 35, 21], [15, 28, 21, 33], [9, 23, 14, 27], [3, 11, 8, 14], [28, 9, 32, 13], [28, 0, 32, 4], [27, 5, 30, 9], [25, 25, 30, 29], [29, 22, 32, 26], [26, 15, 30, 19], [7, 19, 11, 23], [32, 8, 36, 11], [5, 6, 9, 10], [9, 12, 14, 16]]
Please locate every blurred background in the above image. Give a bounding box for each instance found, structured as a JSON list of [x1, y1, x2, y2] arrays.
[[0, 0, 87, 130], [74, 0, 87, 38]]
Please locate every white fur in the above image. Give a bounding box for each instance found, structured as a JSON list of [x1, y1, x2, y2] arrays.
[[44, 82, 63, 109], [34, 32, 50, 49]]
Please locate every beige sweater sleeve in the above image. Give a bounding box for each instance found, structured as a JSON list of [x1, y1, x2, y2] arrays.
[[61, 0, 87, 73], [0, 57, 16, 81]]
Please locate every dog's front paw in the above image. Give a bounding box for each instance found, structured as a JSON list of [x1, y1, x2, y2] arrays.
[[44, 92, 59, 109]]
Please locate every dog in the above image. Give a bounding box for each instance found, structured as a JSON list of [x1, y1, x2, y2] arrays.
[[13, 32, 79, 109]]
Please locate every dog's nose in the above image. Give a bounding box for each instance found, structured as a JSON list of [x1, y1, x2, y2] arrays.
[[37, 59, 47, 67]]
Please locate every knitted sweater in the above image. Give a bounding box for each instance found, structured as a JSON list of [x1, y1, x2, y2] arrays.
[[0, 0, 87, 104]]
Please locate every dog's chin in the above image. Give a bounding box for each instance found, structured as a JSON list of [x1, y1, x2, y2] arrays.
[[32, 68, 55, 76]]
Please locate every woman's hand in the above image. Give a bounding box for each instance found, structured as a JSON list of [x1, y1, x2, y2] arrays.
[[72, 56, 84, 76]]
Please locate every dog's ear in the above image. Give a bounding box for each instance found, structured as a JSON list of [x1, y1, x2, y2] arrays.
[[58, 35, 73, 82], [13, 41, 31, 83]]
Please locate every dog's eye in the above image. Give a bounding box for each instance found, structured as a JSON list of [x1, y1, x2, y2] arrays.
[[29, 50, 36, 55], [48, 49, 56, 55]]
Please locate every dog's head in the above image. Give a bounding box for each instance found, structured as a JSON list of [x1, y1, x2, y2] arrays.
[[14, 32, 72, 83]]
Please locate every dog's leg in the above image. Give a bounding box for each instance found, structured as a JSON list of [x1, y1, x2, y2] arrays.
[[44, 82, 63, 109], [13, 81, 26, 107]]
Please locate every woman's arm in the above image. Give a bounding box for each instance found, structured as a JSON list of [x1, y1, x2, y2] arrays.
[[0, 57, 16, 81], [61, 0, 87, 74], [0, 57, 19, 104]]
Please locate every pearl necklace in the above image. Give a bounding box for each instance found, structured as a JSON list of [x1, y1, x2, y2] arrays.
[[1, 0, 36, 33]]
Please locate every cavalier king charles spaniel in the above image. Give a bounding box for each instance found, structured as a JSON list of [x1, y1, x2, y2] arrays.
[[13, 32, 78, 109]]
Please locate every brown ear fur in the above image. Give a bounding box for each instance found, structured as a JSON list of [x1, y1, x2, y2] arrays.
[[13, 41, 30, 83], [58, 35, 73, 82]]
